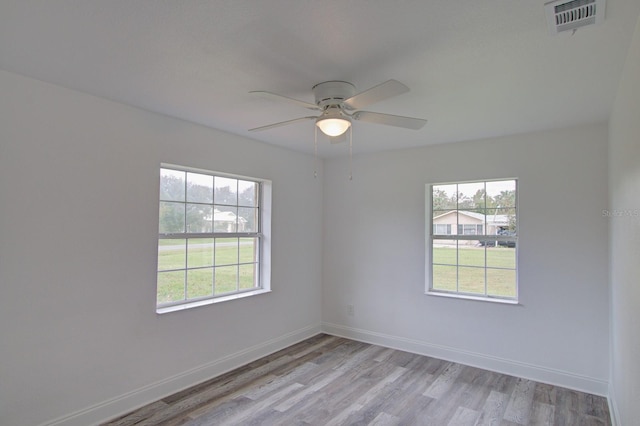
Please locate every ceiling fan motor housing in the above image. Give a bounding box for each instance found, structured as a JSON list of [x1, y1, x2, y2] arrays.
[[312, 81, 356, 109]]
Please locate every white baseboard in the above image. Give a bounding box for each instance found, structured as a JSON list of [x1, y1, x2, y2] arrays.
[[321, 322, 609, 397], [608, 384, 620, 426], [42, 324, 322, 426]]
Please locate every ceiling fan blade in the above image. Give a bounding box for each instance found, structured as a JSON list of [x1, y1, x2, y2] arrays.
[[343, 80, 410, 110], [248, 116, 316, 132], [249, 91, 320, 110], [352, 111, 427, 130]]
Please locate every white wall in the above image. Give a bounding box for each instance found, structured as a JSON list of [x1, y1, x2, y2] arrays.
[[0, 70, 323, 426], [322, 123, 610, 394], [0, 63, 623, 425], [608, 14, 640, 426]]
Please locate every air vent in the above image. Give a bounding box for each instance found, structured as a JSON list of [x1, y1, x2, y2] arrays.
[[545, 0, 606, 35]]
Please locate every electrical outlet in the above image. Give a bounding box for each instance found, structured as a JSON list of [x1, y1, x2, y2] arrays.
[[347, 304, 354, 316]]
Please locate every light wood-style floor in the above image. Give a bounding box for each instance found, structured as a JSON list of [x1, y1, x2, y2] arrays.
[[104, 334, 610, 426]]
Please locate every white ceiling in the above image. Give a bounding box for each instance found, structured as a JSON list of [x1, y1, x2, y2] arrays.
[[1, 1, 639, 158]]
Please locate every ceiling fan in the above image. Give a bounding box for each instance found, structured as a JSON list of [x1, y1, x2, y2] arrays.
[[248, 80, 427, 141]]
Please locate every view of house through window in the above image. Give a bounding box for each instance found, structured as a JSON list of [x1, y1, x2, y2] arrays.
[[428, 179, 518, 301], [157, 166, 267, 311]]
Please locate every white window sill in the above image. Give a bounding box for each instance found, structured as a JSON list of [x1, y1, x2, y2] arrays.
[[425, 291, 519, 305], [156, 288, 272, 314]]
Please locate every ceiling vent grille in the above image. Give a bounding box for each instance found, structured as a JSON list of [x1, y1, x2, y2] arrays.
[[545, 0, 606, 34]]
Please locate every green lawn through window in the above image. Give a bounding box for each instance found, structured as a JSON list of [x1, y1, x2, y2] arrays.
[[157, 238, 258, 304], [432, 246, 516, 298]]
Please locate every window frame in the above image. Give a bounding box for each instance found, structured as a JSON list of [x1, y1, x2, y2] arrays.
[[156, 164, 271, 314], [426, 178, 519, 304]]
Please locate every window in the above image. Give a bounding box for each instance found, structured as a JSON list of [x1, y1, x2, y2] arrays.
[[458, 224, 483, 235], [433, 224, 452, 235], [156, 165, 271, 313], [427, 179, 517, 302]]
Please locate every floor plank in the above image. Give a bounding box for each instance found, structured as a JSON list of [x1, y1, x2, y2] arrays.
[[103, 334, 611, 426]]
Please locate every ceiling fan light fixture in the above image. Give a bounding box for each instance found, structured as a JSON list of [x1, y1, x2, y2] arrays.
[[316, 117, 351, 136], [316, 107, 351, 136]]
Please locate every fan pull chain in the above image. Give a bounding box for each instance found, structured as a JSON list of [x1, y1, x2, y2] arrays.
[[349, 126, 353, 181], [314, 125, 318, 179]]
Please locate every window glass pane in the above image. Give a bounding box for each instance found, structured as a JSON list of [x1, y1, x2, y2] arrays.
[[186, 172, 213, 203], [187, 238, 214, 268], [474, 187, 487, 210], [215, 238, 239, 266], [238, 207, 258, 233], [186, 204, 212, 233], [487, 244, 516, 269], [433, 223, 452, 235], [238, 180, 258, 207], [463, 224, 478, 235], [458, 266, 485, 294], [486, 180, 516, 208], [432, 264, 457, 291], [239, 264, 257, 290], [159, 202, 185, 233], [187, 268, 214, 299], [160, 169, 185, 202], [457, 211, 484, 234], [493, 208, 517, 234], [487, 268, 516, 298], [215, 265, 238, 294], [432, 209, 456, 233], [239, 238, 258, 263], [215, 177, 238, 206], [432, 184, 457, 210], [458, 246, 485, 268], [433, 241, 457, 265], [457, 182, 484, 210], [214, 207, 238, 232], [158, 239, 185, 271], [157, 271, 185, 304]]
